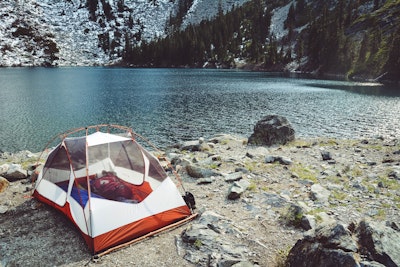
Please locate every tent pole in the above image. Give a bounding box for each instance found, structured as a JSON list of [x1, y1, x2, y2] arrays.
[[84, 127, 95, 255]]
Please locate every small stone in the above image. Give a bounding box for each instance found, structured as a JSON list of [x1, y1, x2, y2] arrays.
[[224, 172, 243, 182], [321, 151, 332, 161], [265, 155, 276, 163], [278, 156, 293, 165]]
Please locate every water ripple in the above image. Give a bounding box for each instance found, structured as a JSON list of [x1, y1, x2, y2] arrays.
[[0, 68, 399, 152]]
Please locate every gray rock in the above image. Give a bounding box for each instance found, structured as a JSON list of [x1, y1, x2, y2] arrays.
[[265, 155, 276, 163], [0, 204, 8, 214], [0, 163, 9, 175], [278, 156, 293, 165], [310, 184, 331, 203], [287, 222, 358, 267], [248, 115, 295, 146], [3, 164, 27, 181], [181, 211, 249, 266], [224, 172, 243, 182], [186, 164, 219, 178], [234, 167, 249, 174], [388, 169, 400, 180], [321, 150, 333, 161], [286, 220, 400, 267], [227, 180, 251, 200], [180, 139, 211, 152], [196, 177, 216, 184], [301, 215, 316, 231], [265, 155, 293, 165], [357, 220, 400, 267], [261, 193, 288, 208], [360, 261, 386, 267], [231, 261, 257, 267]]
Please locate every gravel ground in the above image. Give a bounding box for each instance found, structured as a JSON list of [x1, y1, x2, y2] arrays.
[[1, 135, 399, 266]]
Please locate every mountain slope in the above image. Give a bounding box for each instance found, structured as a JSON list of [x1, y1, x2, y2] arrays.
[[0, 0, 249, 67], [123, 0, 400, 82]]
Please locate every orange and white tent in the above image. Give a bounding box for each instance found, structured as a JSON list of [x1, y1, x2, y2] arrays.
[[33, 125, 195, 255]]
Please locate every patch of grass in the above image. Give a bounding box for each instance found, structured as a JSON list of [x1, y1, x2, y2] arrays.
[[351, 166, 363, 177], [377, 176, 400, 190], [248, 182, 257, 191], [194, 239, 203, 250], [330, 190, 347, 201], [260, 186, 270, 191], [244, 161, 256, 172], [373, 209, 386, 220], [307, 207, 326, 215], [289, 163, 318, 183], [394, 196, 400, 209], [306, 208, 326, 223], [327, 175, 343, 184], [275, 246, 292, 267], [209, 163, 219, 169]]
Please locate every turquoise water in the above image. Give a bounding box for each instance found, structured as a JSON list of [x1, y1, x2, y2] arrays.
[[0, 67, 399, 152]]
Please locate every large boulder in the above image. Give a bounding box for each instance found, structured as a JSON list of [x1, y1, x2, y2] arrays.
[[286, 220, 400, 267], [248, 115, 295, 146]]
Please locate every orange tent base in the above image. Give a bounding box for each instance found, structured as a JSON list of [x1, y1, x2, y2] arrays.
[[94, 213, 198, 258]]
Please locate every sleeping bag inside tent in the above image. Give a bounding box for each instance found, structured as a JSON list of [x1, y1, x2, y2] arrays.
[[33, 125, 195, 255]]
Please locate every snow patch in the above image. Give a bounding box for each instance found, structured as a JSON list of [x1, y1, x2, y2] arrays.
[[269, 1, 293, 40]]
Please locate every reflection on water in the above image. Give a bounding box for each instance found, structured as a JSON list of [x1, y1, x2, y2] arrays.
[[0, 68, 399, 152]]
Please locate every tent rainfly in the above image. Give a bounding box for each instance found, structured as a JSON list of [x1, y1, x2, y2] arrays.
[[33, 125, 196, 255]]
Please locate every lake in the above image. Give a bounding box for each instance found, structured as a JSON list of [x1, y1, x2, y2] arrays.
[[0, 67, 399, 153]]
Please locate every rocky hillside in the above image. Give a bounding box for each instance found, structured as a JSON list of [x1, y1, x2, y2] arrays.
[[0, 0, 249, 67], [2, 0, 399, 82], [1, 133, 399, 266]]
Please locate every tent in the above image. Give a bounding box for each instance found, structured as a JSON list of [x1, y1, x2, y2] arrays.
[[33, 125, 196, 255]]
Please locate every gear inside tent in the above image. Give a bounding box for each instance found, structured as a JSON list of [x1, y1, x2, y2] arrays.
[[32, 125, 196, 255]]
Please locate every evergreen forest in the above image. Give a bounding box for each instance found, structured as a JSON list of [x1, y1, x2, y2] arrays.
[[122, 0, 400, 82]]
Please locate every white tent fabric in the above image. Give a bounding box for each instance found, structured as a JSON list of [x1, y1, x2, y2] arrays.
[[33, 126, 194, 254]]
